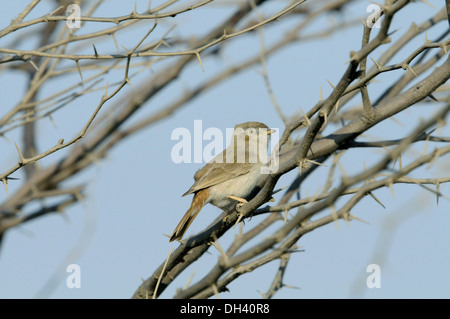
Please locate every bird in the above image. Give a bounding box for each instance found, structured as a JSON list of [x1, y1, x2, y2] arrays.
[[169, 121, 275, 242]]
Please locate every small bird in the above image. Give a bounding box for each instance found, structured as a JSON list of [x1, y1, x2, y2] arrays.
[[169, 121, 274, 242]]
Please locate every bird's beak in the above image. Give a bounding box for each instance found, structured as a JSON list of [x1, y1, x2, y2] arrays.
[[266, 129, 276, 135]]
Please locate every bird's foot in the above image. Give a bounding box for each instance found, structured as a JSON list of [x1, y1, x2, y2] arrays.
[[228, 196, 248, 228], [228, 195, 248, 208]]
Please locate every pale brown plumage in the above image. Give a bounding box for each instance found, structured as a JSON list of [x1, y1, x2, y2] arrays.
[[170, 122, 274, 242]]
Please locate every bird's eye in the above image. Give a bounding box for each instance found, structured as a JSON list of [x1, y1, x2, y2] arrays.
[[246, 128, 256, 135]]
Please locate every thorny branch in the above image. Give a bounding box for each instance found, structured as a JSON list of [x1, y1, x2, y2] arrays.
[[0, 0, 449, 299]]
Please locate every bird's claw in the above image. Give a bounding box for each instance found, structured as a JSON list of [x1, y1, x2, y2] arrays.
[[227, 195, 249, 228]]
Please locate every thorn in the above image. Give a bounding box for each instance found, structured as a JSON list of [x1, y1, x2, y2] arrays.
[[319, 86, 323, 101], [184, 269, 196, 290], [104, 80, 109, 98], [299, 108, 311, 126], [435, 181, 440, 207], [284, 209, 288, 223], [426, 147, 440, 169], [426, 127, 437, 135], [424, 32, 430, 44], [75, 60, 83, 82], [272, 185, 288, 195], [28, 59, 39, 72], [346, 51, 358, 64], [403, 63, 417, 77], [195, 52, 204, 71], [2, 178, 9, 198], [304, 159, 326, 167], [238, 220, 244, 236], [368, 191, 385, 209], [49, 6, 63, 16], [283, 283, 301, 290], [212, 283, 220, 299], [92, 44, 98, 57], [14, 141, 25, 163], [359, 17, 368, 28], [126, 77, 133, 87], [210, 240, 229, 266], [387, 28, 399, 37], [389, 115, 404, 126], [348, 213, 370, 224], [48, 114, 57, 128], [369, 57, 382, 71], [163, 232, 183, 243], [390, 149, 398, 167], [121, 44, 131, 55], [337, 161, 347, 181], [427, 94, 438, 102], [153, 247, 174, 299], [160, 40, 170, 48], [234, 212, 244, 228], [73, 190, 84, 203], [283, 247, 304, 254], [327, 79, 335, 89], [329, 204, 340, 228], [388, 180, 394, 197], [257, 290, 265, 298], [344, 57, 354, 65], [111, 33, 121, 54], [422, 133, 430, 156]]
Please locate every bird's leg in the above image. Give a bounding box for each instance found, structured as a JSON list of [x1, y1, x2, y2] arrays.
[[228, 195, 248, 207], [228, 195, 248, 227]]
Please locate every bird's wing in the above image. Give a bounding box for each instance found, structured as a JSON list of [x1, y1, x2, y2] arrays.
[[182, 161, 253, 196]]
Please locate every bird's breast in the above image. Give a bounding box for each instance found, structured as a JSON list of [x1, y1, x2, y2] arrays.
[[207, 166, 263, 211]]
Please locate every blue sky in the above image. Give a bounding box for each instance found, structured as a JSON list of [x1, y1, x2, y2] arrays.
[[0, 0, 449, 298]]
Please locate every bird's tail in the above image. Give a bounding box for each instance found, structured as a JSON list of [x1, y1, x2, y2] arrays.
[[169, 191, 208, 242]]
